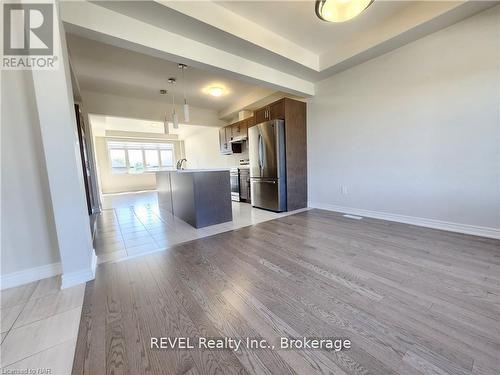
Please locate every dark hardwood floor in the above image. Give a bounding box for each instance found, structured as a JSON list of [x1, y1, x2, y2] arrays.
[[72, 209, 500, 375]]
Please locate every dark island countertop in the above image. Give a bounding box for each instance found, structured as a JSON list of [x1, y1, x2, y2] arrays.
[[156, 169, 232, 228]]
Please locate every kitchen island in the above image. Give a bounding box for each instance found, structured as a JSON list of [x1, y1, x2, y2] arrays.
[[156, 169, 232, 228]]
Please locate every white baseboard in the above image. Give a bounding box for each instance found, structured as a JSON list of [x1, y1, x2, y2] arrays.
[[61, 250, 97, 289], [308, 202, 500, 239], [2, 250, 98, 290], [1, 262, 62, 290]]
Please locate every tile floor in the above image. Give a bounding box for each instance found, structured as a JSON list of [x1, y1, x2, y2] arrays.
[[0, 276, 84, 373], [95, 191, 306, 263]]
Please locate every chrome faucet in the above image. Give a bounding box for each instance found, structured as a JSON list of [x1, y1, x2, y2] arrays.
[[176, 158, 187, 170]]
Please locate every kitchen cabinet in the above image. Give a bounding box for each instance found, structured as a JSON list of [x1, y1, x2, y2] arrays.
[[269, 99, 285, 120], [253, 99, 285, 124], [231, 117, 253, 140], [219, 127, 231, 154], [231, 120, 244, 140], [225, 126, 232, 143], [219, 119, 251, 154], [254, 107, 267, 124], [245, 116, 255, 128]]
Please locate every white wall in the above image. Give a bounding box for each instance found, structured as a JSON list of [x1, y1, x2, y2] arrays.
[[308, 6, 500, 234], [1, 71, 60, 277], [183, 126, 248, 169]]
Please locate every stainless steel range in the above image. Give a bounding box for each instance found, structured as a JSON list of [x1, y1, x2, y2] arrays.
[[230, 168, 240, 202], [230, 159, 251, 202]]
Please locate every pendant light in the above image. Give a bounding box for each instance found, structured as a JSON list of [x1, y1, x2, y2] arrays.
[[178, 63, 190, 123], [168, 78, 179, 129], [315, 0, 374, 23], [160, 89, 169, 135]]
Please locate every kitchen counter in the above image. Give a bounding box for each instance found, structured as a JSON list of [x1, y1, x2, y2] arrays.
[[156, 169, 232, 228], [175, 168, 231, 173], [156, 168, 230, 173]]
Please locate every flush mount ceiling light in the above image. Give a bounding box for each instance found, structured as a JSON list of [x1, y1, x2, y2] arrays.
[[208, 86, 224, 97], [315, 0, 374, 22]]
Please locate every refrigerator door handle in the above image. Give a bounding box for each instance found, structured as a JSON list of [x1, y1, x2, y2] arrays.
[[258, 134, 264, 175], [260, 180, 276, 184]]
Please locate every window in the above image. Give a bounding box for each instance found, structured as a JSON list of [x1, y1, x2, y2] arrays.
[[160, 150, 173, 168], [107, 141, 175, 174], [109, 149, 127, 173], [128, 150, 144, 173], [145, 150, 159, 169]]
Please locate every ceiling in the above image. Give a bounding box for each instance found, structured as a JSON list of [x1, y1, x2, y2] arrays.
[[88, 0, 320, 81], [154, 0, 495, 74], [62, 1, 497, 102], [216, 0, 413, 55], [72, 0, 496, 83], [66, 34, 272, 111]]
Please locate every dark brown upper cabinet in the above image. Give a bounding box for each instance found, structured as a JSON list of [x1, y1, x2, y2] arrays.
[[245, 116, 255, 128], [269, 99, 285, 120], [254, 107, 267, 124], [253, 99, 285, 125]]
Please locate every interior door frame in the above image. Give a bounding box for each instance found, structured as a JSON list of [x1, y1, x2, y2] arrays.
[[74, 104, 97, 216]]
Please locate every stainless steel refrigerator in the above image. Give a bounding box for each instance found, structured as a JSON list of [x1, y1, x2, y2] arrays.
[[248, 119, 287, 212]]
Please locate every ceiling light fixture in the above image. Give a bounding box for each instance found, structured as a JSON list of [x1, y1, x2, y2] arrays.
[[160, 89, 169, 134], [208, 86, 224, 97], [168, 78, 179, 129], [315, 0, 374, 23], [178, 63, 190, 123]]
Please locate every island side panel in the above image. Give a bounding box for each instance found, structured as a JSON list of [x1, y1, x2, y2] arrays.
[[170, 172, 197, 227], [193, 171, 232, 228], [156, 171, 173, 214]]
